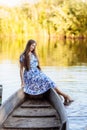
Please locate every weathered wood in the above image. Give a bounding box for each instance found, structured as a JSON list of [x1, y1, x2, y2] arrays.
[[0, 85, 2, 97], [0, 98, 2, 106], [1, 128, 59, 130], [0, 88, 68, 130], [21, 99, 52, 108], [0, 88, 25, 127], [0, 85, 2, 105], [3, 117, 60, 129], [45, 88, 68, 130], [12, 107, 57, 117]]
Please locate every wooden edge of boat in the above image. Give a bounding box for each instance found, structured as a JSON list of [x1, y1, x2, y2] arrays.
[[0, 88, 25, 127], [0, 85, 3, 97], [0, 88, 68, 130], [45, 88, 68, 130], [0, 85, 3, 104]]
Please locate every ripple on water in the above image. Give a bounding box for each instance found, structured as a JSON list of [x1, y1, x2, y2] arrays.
[[65, 94, 87, 130], [0, 65, 87, 130], [69, 116, 87, 130]]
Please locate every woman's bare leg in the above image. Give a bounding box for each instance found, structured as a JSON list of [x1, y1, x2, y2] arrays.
[[54, 87, 74, 104]]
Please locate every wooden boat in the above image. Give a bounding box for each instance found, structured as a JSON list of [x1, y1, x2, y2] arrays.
[[0, 88, 68, 130], [0, 85, 3, 106]]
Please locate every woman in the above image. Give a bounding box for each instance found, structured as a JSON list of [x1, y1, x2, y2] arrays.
[[19, 39, 73, 105]]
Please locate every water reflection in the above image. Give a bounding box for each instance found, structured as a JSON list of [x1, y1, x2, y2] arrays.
[[0, 37, 87, 66], [0, 36, 87, 129]]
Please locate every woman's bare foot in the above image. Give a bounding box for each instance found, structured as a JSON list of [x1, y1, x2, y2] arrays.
[[64, 95, 74, 105]]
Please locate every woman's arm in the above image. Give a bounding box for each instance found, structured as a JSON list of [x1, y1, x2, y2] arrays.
[[20, 62, 25, 87]]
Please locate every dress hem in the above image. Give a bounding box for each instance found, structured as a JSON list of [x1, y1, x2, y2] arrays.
[[23, 87, 55, 96]]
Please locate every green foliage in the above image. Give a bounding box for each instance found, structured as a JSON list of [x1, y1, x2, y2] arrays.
[[0, 0, 87, 38]]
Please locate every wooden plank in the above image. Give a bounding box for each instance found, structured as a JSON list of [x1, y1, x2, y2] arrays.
[[1, 128, 60, 130], [12, 107, 57, 117], [21, 105, 51, 108], [21, 99, 52, 108], [21, 99, 51, 106], [3, 117, 60, 129]]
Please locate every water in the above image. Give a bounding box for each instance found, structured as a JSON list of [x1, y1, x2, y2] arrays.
[[0, 61, 87, 130]]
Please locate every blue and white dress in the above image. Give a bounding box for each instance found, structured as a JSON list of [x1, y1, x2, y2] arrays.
[[20, 53, 56, 95]]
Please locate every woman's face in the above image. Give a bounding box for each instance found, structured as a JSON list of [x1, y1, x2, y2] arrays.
[[30, 43, 36, 52]]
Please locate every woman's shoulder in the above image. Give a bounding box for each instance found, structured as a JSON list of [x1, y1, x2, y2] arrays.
[[19, 53, 25, 62]]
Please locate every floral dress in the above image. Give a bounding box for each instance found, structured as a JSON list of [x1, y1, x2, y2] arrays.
[[20, 53, 56, 95]]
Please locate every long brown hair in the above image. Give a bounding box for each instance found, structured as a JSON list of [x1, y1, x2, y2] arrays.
[[21, 39, 41, 71]]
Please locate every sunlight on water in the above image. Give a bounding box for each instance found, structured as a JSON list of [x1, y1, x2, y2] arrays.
[[0, 62, 87, 130], [0, 38, 87, 66], [0, 38, 87, 130]]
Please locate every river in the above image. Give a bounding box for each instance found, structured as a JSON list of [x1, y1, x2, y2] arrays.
[[0, 38, 87, 129], [0, 61, 87, 130]]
